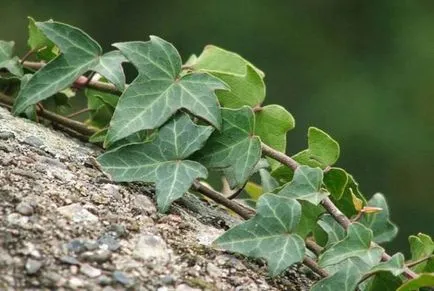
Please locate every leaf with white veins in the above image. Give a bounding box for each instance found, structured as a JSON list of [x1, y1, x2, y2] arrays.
[[105, 36, 227, 146], [97, 113, 213, 212]]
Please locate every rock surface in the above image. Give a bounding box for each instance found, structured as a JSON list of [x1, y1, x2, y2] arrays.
[[0, 106, 316, 290]]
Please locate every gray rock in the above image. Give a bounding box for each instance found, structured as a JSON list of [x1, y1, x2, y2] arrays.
[[25, 258, 43, 274], [98, 275, 112, 286], [7, 212, 29, 227], [133, 194, 156, 214], [66, 239, 88, 254], [113, 271, 134, 286], [59, 255, 80, 265], [68, 277, 84, 289], [106, 224, 127, 238], [0, 144, 13, 152], [0, 131, 14, 140], [40, 157, 66, 169], [175, 284, 201, 291], [57, 203, 99, 223], [97, 234, 120, 251], [161, 275, 176, 285], [23, 136, 44, 148], [16, 201, 34, 216], [133, 234, 170, 262], [81, 249, 112, 263], [80, 263, 102, 278]]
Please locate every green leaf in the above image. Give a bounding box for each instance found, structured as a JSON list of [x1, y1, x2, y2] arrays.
[[408, 233, 434, 273], [312, 258, 368, 291], [293, 127, 340, 169], [85, 88, 119, 128], [27, 17, 58, 61], [332, 174, 367, 217], [259, 168, 279, 193], [89, 128, 107, 143], [360, 193, 398, 244], [271, 164, 294, 185], [363, 272, 403, 291], [397, 273, 434, 291], [192, 45, 265, 108], [324, 167, 349, 200], [295, 201, 324, 238], [315, 214, 346, 247], [214, 194, 305, 276], [369, 253, 405, 276], [105, 36, 226, 146], [318, 223, 383, 268], [193, 107, 261, 187], [13, 21, 102, 114], [0, 40, 23, 77], [93, 50, 127, 90], [97, 113, 213, 212], [276, 165, 328, 205], [255, 105, 295, 169]]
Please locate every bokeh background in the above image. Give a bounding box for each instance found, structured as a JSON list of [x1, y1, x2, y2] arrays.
[[1, 1, 433, 253]]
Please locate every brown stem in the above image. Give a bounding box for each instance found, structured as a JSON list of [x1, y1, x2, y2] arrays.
[[0, 92, 97, 137], [261, 142, 298, 170], [303, 257, 328, 278], [406, 255, 434, 268], [67, 107, 92, 119], [22, 61, 121, 95], [20, 49, 35, 64], [193, 181, 255, 220]]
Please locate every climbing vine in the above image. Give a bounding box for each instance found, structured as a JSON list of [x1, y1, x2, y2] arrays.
[[0, 18, 433, 290]]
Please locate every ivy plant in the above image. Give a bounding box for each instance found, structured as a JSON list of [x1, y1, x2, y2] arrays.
[[1, 18, 433, 290]]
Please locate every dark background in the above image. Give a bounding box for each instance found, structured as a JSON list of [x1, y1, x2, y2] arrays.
[[1, 1, 433, 253]]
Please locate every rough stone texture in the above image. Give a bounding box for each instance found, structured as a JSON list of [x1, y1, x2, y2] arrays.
[[0, 106, 316, 290]]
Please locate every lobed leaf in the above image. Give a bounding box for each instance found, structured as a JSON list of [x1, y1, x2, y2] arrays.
[[397, 273, 434, 291], [97, 113, 213, 212], [293, 127, 340, 169], [192, 45, 265, 108], [408, 233, 434, 273], [93, 50, 127, 90], [255, 104, 295, 169], [214, 194, 305, 276], [315, 214, 346, 247], [360, 193, 398, 244], [105, 36, 227, 146], [13, 21, 102, 114], [0, 40, 23, 77], [323, 167, 348, 200], [193, 106, 261, 187], [276, 165, 328, 205], [27, 17, 58, 61]]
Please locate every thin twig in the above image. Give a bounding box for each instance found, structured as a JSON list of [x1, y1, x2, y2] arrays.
[[66, 107, 92, 119], [406, 255, 434, 268], [20, 49, 35, 64], [193, 181, 255, 220], [261, 142, 298, 170], [303, 257, 328, 278]]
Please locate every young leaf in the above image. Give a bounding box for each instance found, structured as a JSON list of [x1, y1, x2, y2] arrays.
[[191, 45, 265, 108], [255, 104, 295, 169], [323, 167, 348, 200], [397, 273, 434, 291], [97, 113, 213, 212], [0, 40, 23, 77], [408, 233, 434, 273], [13, 21, 102, 114], [214, 194, 305, 276], [318, 223, 383, 268], [105, 36, 227, 146], [332, 174, 367, 217], [360, 193, 398, 244], [27, 17, 58, 61], [193, 107, 261, 187], [293, 127, 340, 168], [276, 165, 328, 205]]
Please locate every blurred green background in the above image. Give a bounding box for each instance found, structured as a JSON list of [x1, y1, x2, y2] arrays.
[[1, 1, 433, 253]]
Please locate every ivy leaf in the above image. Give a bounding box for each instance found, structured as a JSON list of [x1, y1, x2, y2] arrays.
[[93, 50, 127, 90], [276, 165, 328, 205], [193, 107, 261, 187], [295, 201, 324, 239], [105, 36, 226, 147], [85, 88, 119, 128], [13, 21, 102, 114], [318, 223, 383, 268], [27, 17, 58, 61], [255, 105, 295, 169], [360, 193, 398, 244], [332, 174, 367, 217], [324, 167, 348, 200], [369, 252, 405, 276], [363, 272, 403, 291], [0, 40, 23, 77], [315, 214, 346, 247], [293, 127, 340, 169], [311, 258, 369, 291], [397, 273, 434, 291], [408, 233, 434, 273], [214, 194, 305, 276], [97, 113, 213, 212], [191, 45, 265, 108], [259, 168, 279, 193]]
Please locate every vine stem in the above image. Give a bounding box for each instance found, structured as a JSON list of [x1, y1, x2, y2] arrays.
[[22, 61, 121, 95], [260, 142, 419, 280]]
